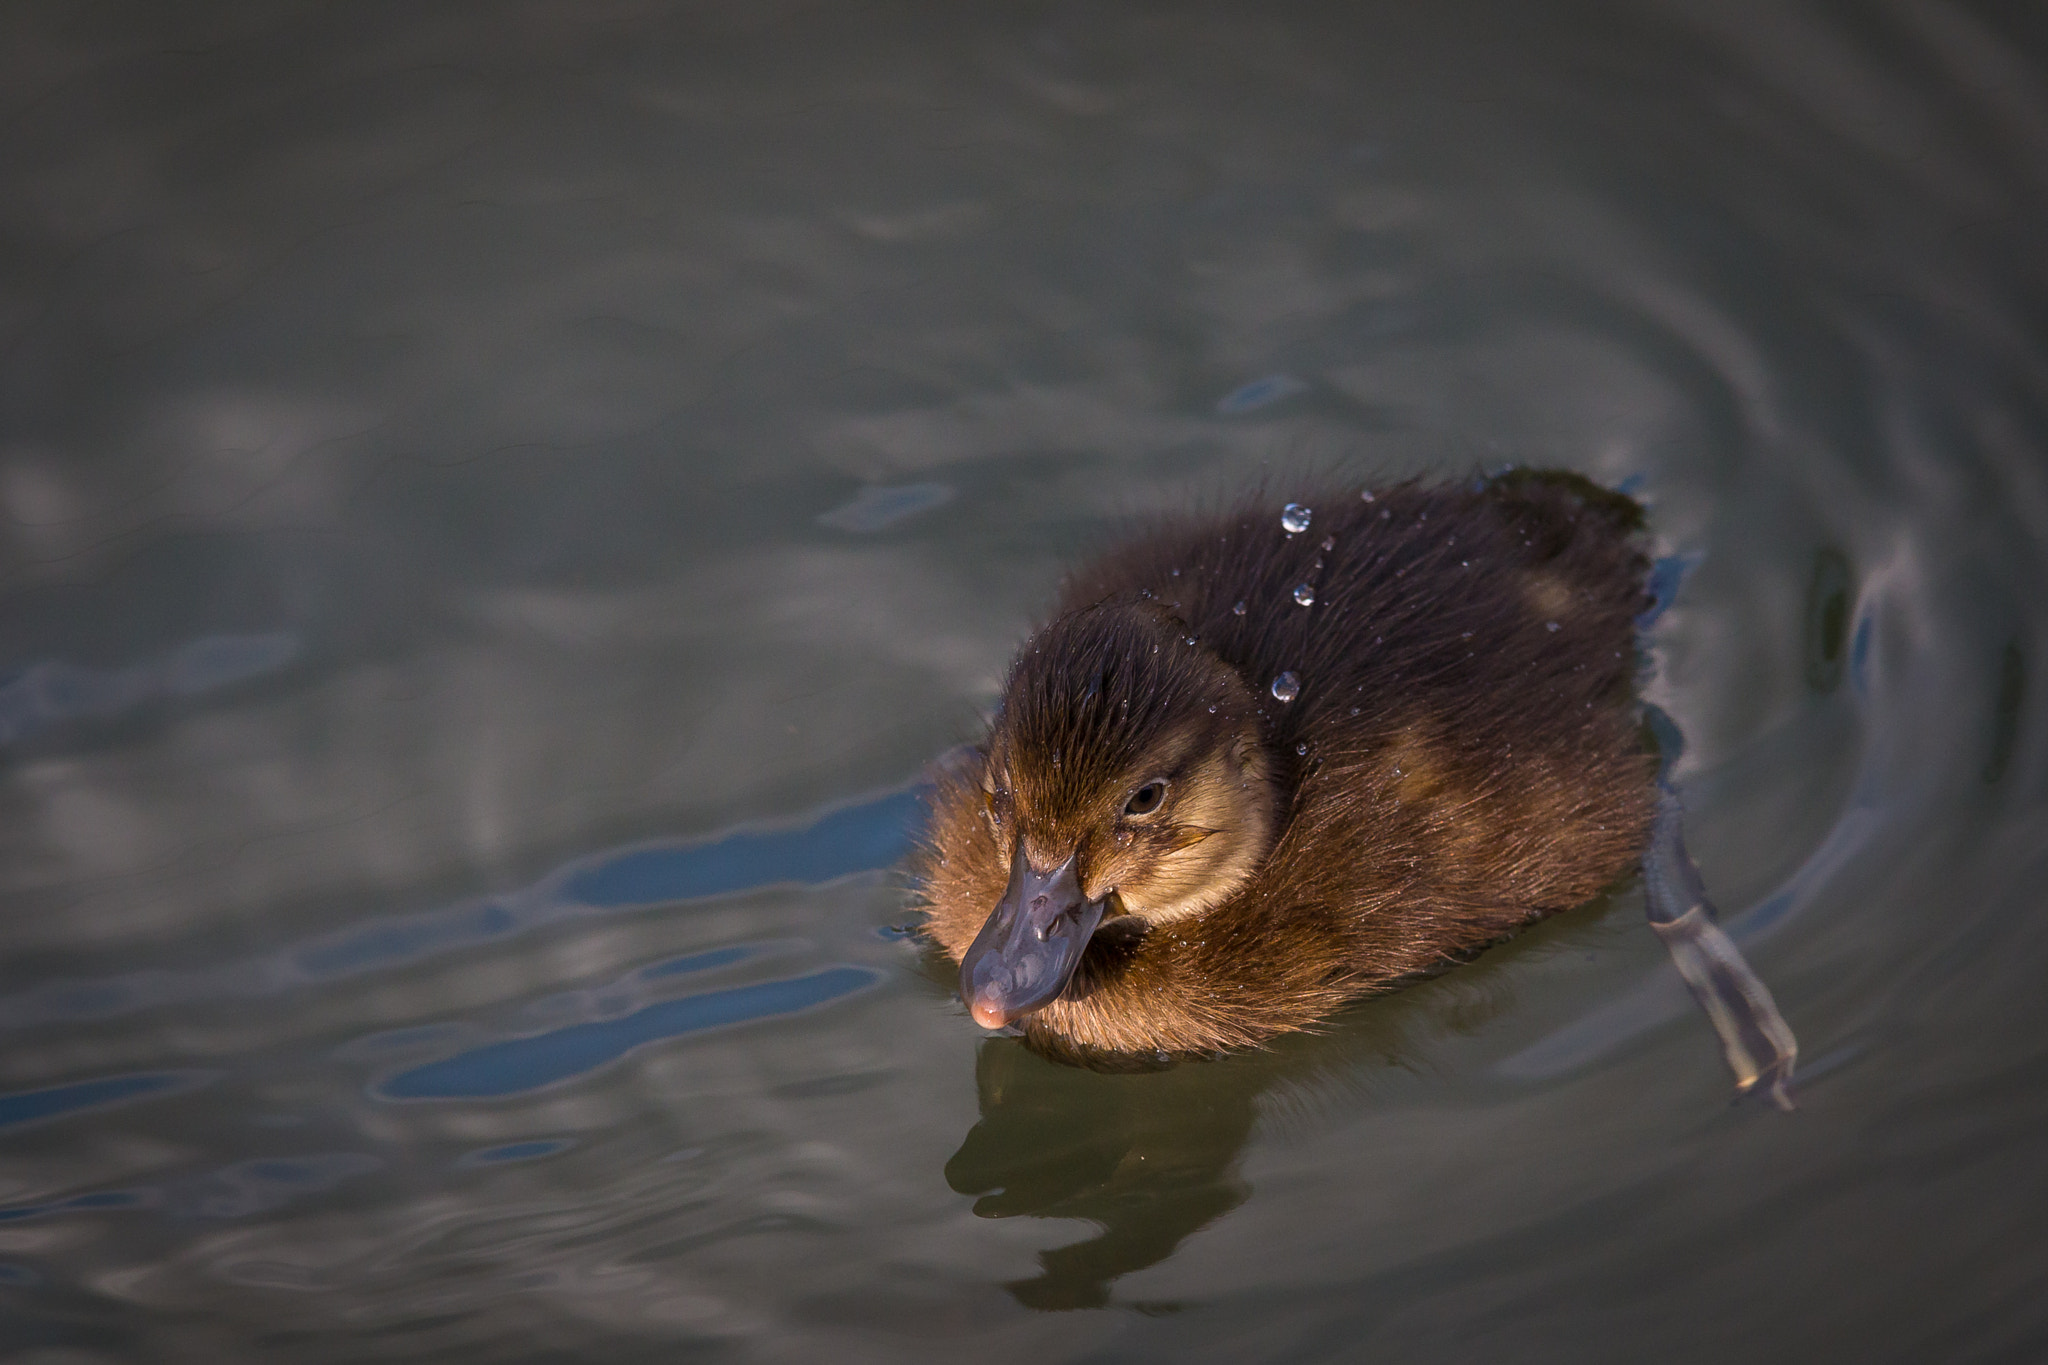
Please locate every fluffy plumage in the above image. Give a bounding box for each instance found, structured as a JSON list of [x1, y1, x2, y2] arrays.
[[914, 471, 1658, 1064]]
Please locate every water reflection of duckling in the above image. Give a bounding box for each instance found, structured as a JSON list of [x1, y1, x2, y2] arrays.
[[916, 471, 1795, 1096]]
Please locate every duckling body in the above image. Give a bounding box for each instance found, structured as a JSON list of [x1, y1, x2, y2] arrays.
[[916, 471, 1663, 1064]]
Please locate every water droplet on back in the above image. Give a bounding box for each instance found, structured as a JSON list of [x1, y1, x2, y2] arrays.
[[1232, 600, 1247, 616], [1296, 742, 1309, 756], [1292, 584, 1315, 607], [1546, 621, 1561, 632], [1270, 671, 1300, 703], [1281, 503, 1312, 534], [1320, 535, 1335, 552]]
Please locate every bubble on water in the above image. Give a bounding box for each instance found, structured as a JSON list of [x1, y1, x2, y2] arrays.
[[1232, 600, 1247, 616], [1270, 671, 1300, 703], [1292, 584, 1315, 607], [1281, 503, 1312, 534]]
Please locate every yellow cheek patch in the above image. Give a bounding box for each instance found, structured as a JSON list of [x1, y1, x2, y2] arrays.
[[1112, 740, 1274, 923]]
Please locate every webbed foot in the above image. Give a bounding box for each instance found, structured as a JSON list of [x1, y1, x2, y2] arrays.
[[1645, 782, 1799, 1109]]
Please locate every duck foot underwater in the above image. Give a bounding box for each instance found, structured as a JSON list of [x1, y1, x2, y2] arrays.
[[915, 469, 1796, 1102], [1645, 779, 1798, 1108]]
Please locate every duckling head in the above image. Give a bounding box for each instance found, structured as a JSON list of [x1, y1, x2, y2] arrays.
[[960, 603, 1276, 1029]]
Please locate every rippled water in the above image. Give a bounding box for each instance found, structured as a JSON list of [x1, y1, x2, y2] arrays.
[[2, 3, 2045, 1360]]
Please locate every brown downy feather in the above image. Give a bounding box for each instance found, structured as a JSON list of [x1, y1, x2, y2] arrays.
[[913, 471, 1658, 1065]]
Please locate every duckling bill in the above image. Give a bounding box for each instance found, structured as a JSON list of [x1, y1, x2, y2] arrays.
[[916, 471, 1796, 1095]]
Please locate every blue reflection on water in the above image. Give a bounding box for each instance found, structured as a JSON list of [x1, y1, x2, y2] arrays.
[[294, 901, 519, 979], [194, 1153, 385, 1219], [456, 1139, 577, 1167], [637, 945, 759, 981], [1215, 374, 1308, 414], [0, 1189, 152, 1224], [816, 482, 955, 532], [565, 789, 924, 908], [0, 633, 300, 746], [377, 966, 880, 1100], [0, 1071, 216, 1132], [0, 785, 925, 1030], [0, 1153, 385, 1226], [1638, 553, 1702, 629]]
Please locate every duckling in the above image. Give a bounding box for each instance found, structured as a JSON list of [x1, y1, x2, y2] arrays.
[[915, 470, 1796, 1095]]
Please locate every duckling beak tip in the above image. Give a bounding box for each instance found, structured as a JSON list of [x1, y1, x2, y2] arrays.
[[957, 845, 1107, 1031]]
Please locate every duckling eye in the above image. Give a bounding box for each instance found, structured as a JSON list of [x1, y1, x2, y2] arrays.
[[1123, 781, 1168, 818]]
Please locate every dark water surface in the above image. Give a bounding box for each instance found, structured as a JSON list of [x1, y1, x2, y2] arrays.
[[3, 2, 2045, 1360]]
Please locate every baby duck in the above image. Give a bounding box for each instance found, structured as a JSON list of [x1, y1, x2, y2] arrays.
[[916, 470, 1795, 1090]]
